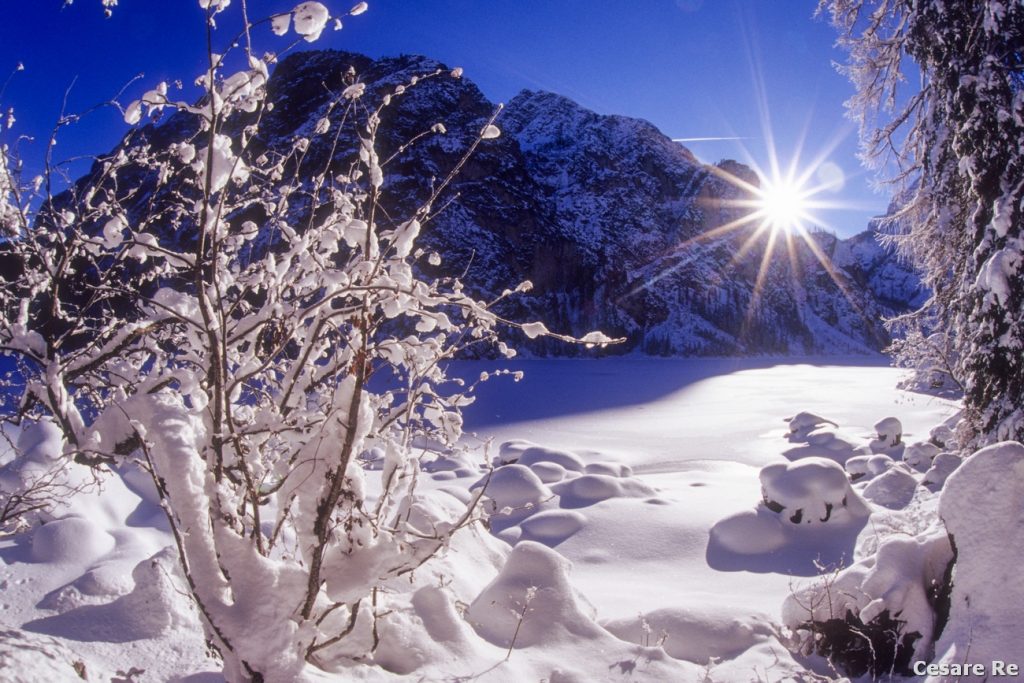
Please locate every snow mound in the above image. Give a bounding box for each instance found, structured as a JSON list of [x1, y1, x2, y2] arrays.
[[584, 461, 633, 477], [922, 451, 961, 491], [517, 446, 586, 472], [24, 547, 196, 642], [14, 419, 64, 464], [529, 461, 568, 483], [421, 448, 482, 479], [467, 541, 603, 648], [1, 420, 141, 531], [602, 606, 776, 665], [476, 464, 551, 512], [861, 466, 918, 509], [551, 473, 655, 507], [707, 508, 787, 555], [519, 510, 587, 545], [781, 414, 863, 465], [373, 586, 482, 675], [930, 441, 1024, 677], [495, 439, 536, 465], [785, 411, 838, 437], [0, 629, 113, 683], [845, 453, 895, 482], [903, 441, 941, 471], [760, 458, 868, 524], [30, 517, 115, 565]]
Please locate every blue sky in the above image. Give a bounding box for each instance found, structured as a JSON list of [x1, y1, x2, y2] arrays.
[[0, 0, 887, 236]]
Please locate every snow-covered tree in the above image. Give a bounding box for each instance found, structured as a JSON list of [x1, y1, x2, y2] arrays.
[[0, 2, 614, 680], [821, 0, 1024, 445]]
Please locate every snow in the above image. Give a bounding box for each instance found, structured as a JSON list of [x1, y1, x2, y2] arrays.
[[904, 440, 942, 471], [292, 2, 330, 42], [872, 416, 904, 450], [29, 518, 115, 564], [929, 441, 1024, 679], [922, 451, 961, 490], [861, 465, 918, 508], [1, 359, 975, 680], [975, 247, 1020, 307], [845, 453, 896, 481], [759, 457, 867, 524]]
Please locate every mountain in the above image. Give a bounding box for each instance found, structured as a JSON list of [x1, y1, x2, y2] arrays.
[[125, 50, 928, 356]]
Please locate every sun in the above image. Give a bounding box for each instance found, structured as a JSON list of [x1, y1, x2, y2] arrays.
[[756, 176, 812, 233]]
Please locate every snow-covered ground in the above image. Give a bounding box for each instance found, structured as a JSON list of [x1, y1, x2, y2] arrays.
[[0, 358, 963, 681]]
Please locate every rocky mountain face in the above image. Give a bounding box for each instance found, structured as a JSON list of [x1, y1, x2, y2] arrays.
[[132, 50, 929, 356]]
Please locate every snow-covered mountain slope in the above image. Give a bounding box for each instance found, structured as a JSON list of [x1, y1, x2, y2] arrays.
[[121, 50, 926, 355]]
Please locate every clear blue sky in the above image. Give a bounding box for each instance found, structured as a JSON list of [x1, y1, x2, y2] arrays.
[[0, 0, 887, 236]]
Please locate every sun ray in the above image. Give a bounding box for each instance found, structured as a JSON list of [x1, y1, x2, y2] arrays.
[[741, 225, 781, 343]]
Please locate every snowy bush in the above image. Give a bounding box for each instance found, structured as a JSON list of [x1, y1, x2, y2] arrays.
[[784, 527, 954, 677], [0, 2, 615, 679]]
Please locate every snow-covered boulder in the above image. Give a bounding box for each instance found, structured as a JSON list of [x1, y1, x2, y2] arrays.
[[929, 441, 1024, 680], [760, 458, 868, 524], [903, 441, 941, 471], [23, 546, 198, 643], [785, 412, 839, 438], [922, 452, 961, 491], [870, 416, 903, 454], [845, 453, 895, 482], [929, 423, 957, 450], [862, 466, 918, 509]]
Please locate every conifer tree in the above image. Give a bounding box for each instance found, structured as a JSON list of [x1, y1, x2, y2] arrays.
[[823, 0, 1024, 445]]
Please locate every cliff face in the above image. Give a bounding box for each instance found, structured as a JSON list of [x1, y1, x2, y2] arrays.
[[120, 49, 927, 355]]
